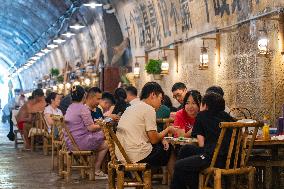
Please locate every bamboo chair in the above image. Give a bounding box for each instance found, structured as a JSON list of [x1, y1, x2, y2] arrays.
[[199, 121, 263, 189], [50, 115, 64, 170], [56, 116, 96, 182], [29, 113, 49, 152], [14, 129, 24, 148], [98, 120, 152, 189]]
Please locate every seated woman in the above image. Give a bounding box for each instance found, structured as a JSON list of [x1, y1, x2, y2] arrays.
[[170, 92, 235, 189], [173, 90, 201, 137], [64, 85, 108, 178], [44, 92, 63, 135]]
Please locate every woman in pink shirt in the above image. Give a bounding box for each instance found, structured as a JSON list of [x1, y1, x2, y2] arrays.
[[174, 90, 201, 137]]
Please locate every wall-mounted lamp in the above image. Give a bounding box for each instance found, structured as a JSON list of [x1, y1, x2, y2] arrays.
[[199, 40, 209, 70], [84, 78, 91, 86], [65, 82, 71, 90], [52, 85, 58, 91], [134, 55, 148, 78], [133, 62, 140, 78], [258, 23, 269, 55], [162, 45, 179, 73], [200, 34, 221, 70], [58, 83, 64, 90], [73, 81, 80, 86]]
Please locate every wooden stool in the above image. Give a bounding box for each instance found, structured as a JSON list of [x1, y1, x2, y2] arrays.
[[14, 129, 24, 148]]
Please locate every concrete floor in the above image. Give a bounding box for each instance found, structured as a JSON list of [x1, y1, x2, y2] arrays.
[[0, 115, 168, 189]]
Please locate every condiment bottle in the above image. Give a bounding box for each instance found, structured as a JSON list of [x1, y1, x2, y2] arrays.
[[263, 115, 270, 141]]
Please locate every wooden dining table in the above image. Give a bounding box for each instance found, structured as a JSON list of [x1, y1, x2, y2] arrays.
[[249, 139, 284, 189]]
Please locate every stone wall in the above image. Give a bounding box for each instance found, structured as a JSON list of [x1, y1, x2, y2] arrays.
[[113, 0, 284, 124]]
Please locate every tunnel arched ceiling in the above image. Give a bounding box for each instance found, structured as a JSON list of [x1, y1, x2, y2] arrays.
[[0, 0, 78, 72]]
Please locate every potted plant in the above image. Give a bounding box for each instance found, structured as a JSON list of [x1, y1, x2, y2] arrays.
[[145, 59, 163, 80], [50, 68, 60, 77], [56, 75, 64, 83]]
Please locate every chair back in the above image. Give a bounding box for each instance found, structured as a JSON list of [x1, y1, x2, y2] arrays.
[[31, 112, 48, 135], [98, 120, 132, 164], [210, 121, 263, 170], [51, 115, 67, 151], [98, 120, 143, 182]]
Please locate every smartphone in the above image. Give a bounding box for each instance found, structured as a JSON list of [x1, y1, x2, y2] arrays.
[[104, 117, 113, 123]]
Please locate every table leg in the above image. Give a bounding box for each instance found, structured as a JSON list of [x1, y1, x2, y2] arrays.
[[271, 146, 279, 189]]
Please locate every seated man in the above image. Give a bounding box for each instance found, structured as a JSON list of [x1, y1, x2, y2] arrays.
[[16, 89, 46, 149], [125, 86, 140, 105], [172, 82, 187, 111], [84, 87, 103, 120], [170, 92, 235, 189], [116, 82, 175, 166]]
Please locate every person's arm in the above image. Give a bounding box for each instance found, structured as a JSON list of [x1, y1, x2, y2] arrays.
[[81, 107, 101, 131], [197, 135, 205, 147], [44, 113, 54, 126], [147, 126, 176, 144]]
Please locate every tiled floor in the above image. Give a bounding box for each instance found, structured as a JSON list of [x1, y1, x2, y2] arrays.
[[0, 114, 168, 189]]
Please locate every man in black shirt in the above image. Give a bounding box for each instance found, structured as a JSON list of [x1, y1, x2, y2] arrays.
[[170, 93, 235, 189]]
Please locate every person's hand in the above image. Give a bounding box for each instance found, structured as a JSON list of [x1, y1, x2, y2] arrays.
[[108, 114, 120, 122], [167, 126, 177, 134], [162, 139, 169, 151]]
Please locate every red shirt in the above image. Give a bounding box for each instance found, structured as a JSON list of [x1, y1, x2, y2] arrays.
[[174, 109, 196, 133]]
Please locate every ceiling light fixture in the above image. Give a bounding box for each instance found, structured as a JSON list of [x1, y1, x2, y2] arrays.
[[47, 44, 58, 49], [35, 52, 45, 57], [41, 48, 51, 54], [70, 24, 85, 30], [83, 3, 103, 8], [62, 32, 75, 38], [53, 38, 66, 44]]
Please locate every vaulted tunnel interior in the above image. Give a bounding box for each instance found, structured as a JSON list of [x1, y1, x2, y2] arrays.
[[1, 0, 284, 124]]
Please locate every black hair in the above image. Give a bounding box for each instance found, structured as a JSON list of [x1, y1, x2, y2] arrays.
[[28, 96, 33, 100], [87, 87, 102, 98], [125, 86, 138, 97], [202, 92, 225, 113], [140, 82, 164, 100], [163, 95, 173, 108], [71, 85, 85, 102], [102, 92, 116, 104], [171, 82, 186, 92], [46, 92, 58, 104], [114, 88, 127, 101], [32, 89, 44, 98], [183, 90, 202, 109], [206, 86, 224, 97]]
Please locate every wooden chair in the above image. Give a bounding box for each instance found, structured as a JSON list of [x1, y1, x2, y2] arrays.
[[14, 129, 24, 148], [55, 116, 96, 182], [98, 120, 151, 189], [29, 113, 48, 152], [199, 121, 263, 189], [50, 115, 64, 170]]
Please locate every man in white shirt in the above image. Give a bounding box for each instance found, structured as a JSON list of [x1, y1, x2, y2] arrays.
[[125, 86, 140, 105], [116, 82, 175, 166]]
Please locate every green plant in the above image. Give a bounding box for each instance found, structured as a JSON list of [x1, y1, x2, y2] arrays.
[[145, 59, 162, 74], [56, 75, 64, 83], [50, 68, 60, 77]]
